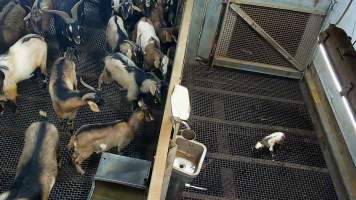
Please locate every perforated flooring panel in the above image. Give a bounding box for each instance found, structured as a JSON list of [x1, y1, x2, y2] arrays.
[[180, 64, 338, 200], [0, 1, 162, 199]]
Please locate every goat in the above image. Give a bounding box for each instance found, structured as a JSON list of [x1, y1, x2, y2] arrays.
[[255, 132, 286, 152], [67, 100, 153, 175], [106, 15, 143, 65], [24, 0, 53, 35], [147, 0, 166, 30], [112, 0, 144, 34], [164, 0, 177, 26], [0, 0, 31, 54], [113, 0, 140, 20], [106, 15, 129, 52], [133, 0, 159, 17], [133, 17, 169, 78], [49, 57, 102, 128], [98, 52, 162, 104], [0, 34, 47, 114], [148, 3, 176, 53], [0, 121, 59, 200], [42, 0, 85, 51]]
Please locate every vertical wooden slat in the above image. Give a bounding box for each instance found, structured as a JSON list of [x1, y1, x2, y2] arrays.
[[147, 0, 195, 199]]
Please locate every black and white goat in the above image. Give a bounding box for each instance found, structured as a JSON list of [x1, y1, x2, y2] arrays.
[[133, 17, 169, 79], [112, 0, 144, 34], [106, 15, 143, 65], [255, 132, 286, 152], [98, 52, 162, 104], [42, 0, 85, 51], [164, 0, 177, 26], [0, 34, 47, 114]]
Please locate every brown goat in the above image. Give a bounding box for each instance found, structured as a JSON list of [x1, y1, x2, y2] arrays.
[[49, 57, 101, 128], [67, 100, 153, 175], [0, 122, 59, 200], [148, 1, 176, 45], [0, 1, 30, 54], [24, 0, 54, 34]]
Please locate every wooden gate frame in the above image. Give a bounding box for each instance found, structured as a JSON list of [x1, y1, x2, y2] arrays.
[[213, 0, 330, 79]]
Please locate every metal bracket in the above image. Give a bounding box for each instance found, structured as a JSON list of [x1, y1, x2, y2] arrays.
[[230, 4, 304, 71]]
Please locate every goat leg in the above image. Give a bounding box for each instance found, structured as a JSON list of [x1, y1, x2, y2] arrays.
[[0, 101, 4, 115], [6, 100, 18, 116], [67, 119, 75, 132], [4, 84, 18, 115], [74, 156, 86, 175]]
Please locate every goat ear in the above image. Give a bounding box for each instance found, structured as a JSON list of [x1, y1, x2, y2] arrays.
[[87, 101, 100, 112], [150, 84, 157, 96]]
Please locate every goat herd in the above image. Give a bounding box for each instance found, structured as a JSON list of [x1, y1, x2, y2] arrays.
[[0, 0, 179, 199]]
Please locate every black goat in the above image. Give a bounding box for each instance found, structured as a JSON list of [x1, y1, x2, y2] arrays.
[[42, 0, 85, 51]]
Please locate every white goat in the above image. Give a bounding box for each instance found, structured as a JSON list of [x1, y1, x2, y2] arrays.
[[134, 17, 169, 78], [0, 34, 47, 114], [255, 132, 286, 152]]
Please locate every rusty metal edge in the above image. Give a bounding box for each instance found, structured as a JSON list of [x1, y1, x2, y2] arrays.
[[301, 66, 356, 200]]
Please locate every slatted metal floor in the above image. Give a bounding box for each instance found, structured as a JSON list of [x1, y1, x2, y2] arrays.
[[0, 2, 162, 199], [180, 64, 338, 200]]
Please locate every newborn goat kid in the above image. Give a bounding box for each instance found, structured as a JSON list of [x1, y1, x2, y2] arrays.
[[68, 100, 153, 175], [0, 122, 59, 200], [98, 52, 162, 103], [0, 34, 47, 114], [255, 132, 286, 152], [49, 57, 101, 127]]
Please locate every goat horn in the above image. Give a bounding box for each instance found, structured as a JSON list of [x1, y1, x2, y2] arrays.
[[32, 0, 40, 9], [71, 0, 84, 21], [80, 77, 97, 92], [24, 12, 31, 21], [132, 5, 142, 12], [0, 65, 9, 71], [24, 5, 32, 11], [42, 9, 73, 24]]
